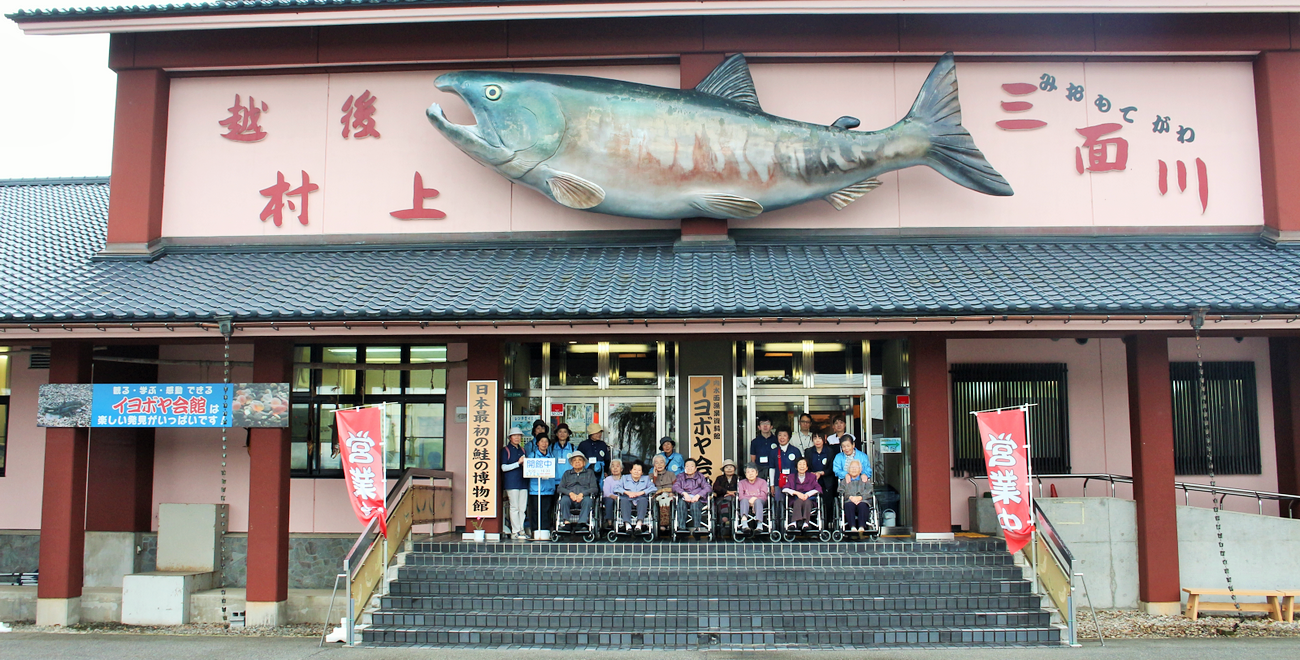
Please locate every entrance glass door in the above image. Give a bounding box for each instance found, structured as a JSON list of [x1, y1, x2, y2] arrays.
[[544, 394, 664, 468]]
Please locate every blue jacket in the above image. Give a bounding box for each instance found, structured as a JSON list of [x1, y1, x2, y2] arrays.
[[578, 438, 611, 475], [615, 474, 654, 497], [656, 451, 685, 475], [748, 433, 778, 461], [501, 443, 527, 491], [526, 446, 559, 495], [804, 445, 836, 476], [551, 440, 577, 475], [833, 450, 873, 481], [756, 442, 802, 488]]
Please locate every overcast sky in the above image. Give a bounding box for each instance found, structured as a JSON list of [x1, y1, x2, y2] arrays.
[[0, 0, 126, 179]]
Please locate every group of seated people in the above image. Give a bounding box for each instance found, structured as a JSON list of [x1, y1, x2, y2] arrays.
[[501, 419, 876, 540]]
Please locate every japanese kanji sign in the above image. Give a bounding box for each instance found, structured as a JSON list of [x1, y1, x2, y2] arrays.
[[36, 383, 290, 428], [974, 407, 1036, 554], [466, 380, 498, 519], [335, 405, 388, 537], [688, 375, 723, 478]]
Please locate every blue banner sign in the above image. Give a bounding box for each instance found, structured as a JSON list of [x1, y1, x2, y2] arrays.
[[91, 384, 232, 427]]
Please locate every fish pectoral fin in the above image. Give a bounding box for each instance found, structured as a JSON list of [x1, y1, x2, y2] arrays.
[[693, 54, 763, 111], [690, 193, 764, 219], [832, 116, 861, 130], [824, 178, 883, 210], [547, 172, 606, 210]]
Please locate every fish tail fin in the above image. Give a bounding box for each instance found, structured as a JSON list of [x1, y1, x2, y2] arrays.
[[904, 52, 1014, 196]]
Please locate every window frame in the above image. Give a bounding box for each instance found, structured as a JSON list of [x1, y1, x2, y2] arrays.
[[1170, 361, 1261, 476], [950, 362, 1072, 477], [290, 344, 447, 479]]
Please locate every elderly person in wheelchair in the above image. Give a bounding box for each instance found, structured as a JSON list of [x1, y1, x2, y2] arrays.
[[840, 459, 874, 533], [556, 452, 600, 529]]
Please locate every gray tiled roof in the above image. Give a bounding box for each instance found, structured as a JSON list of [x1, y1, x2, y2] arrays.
[[6, 1, 532, 22], [3, 179, 1300, 324]]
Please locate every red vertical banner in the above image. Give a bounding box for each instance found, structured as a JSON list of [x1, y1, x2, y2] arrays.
[[974, 408, 1035, 553], [336, 406, 388, 537]]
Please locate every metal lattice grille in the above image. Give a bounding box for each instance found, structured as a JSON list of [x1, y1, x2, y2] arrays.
[[951, 363, 1071, 477], [1171, 361, 1261, 476]]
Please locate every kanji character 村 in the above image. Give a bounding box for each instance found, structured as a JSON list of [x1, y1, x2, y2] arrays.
[[259, 170, 320, 226]]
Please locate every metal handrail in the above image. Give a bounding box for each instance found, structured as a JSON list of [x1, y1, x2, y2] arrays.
[[341, 468, 454, 644], [1022, 472, 1300, 518]]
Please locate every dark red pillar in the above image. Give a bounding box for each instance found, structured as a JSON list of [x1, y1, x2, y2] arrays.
[[466, 337, 504, 535], [1254, 51, 1300, 240], [910, 334, 954, 540], [1126, 334, 1181, 613], [36, 341, 93, 626], [1270, 337, 1300, 516], [246, 338, 292, 626], [103, 68, 170, 257]]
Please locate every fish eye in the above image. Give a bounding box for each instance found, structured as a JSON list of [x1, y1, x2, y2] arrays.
[[484, 85, 502, 101]]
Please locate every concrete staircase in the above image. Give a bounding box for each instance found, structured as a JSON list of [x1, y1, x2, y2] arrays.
[[360, 537, 1062, 649]]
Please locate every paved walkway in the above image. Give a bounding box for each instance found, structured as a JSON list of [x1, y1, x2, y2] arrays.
[[1, 634, 1298, 659]]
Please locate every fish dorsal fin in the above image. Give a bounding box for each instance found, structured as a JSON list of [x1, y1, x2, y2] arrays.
[[694, 54, 762, 111], [832, 116, 861, 130], [690, 193, 764, 219], [547, 171, 606, 210], [824, 178, 882, 210]]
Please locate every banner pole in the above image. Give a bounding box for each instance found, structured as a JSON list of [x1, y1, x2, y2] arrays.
[[1023, 404, 1038, 595]]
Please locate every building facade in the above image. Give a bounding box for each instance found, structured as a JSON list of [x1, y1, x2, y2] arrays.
[[4, 0, 1300, 628]]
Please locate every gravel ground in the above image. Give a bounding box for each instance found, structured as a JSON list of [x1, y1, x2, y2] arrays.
[[7, 622, 321, 637], [1077, 608, 1300, 639]]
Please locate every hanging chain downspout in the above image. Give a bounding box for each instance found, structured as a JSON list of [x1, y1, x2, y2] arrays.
[[1191, 307, 1244, 625], [217, 315, 233, 626]]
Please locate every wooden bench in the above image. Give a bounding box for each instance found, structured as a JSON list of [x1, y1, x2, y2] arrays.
[[1279, 590, 1298, 623], [1183, 588, 1285, 621]]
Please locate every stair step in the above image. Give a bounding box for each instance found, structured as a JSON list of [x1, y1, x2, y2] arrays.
[[412, 540, 1009, 555], [380, 594, 1045, 613], [368, 610, 1053, 630], [396, 566, 1025, 582], [405, 554, 1013, 568], [360, 626, 1062, 648], [388, 579, 1033, 597]]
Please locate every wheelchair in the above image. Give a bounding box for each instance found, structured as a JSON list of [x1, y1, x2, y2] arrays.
[[669, 494, 715, 541], [552, 492, 600, 543], [732, 491, 778, 543], [831, 488, 881, 541], [779, 489, 832, 542], [605, 494, 657, 542]]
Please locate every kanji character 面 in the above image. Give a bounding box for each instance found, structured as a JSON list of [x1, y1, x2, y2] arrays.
[[390, 172, 447, 220], [1075, 123, 1128, 174], [219, 94, 268, 142]]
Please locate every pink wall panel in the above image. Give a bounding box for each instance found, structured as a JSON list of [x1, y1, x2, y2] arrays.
[[0, 356, 49, 530]]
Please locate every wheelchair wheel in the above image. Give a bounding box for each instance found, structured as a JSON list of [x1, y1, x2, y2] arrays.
[[782, 531, 797, 543], [768, 530, 783, 543], [818, 530, 833, 543], [606, 530, 618, 543], [549, 530, 562, 543], [583, 532, 598, 543], [831, 530, 844, 542]]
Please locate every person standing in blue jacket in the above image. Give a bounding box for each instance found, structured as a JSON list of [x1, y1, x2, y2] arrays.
[[577, 423, 610, 477], [756, 426, 803, 491], [655, 437, 685, 475], [551, 423, 576, 473], [500, 428, 529, 540], [832, 435, 873, 481], [526, 436, 558, 533]]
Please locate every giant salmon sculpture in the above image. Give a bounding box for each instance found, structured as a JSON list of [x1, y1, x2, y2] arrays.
[[426, 52, 1012, 220]]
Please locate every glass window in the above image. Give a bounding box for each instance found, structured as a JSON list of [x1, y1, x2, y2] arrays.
[[319, 347, 357, 395], [1171, 362, 1260, 475], [754, 342, 799, 385], [550, 343, 599, 387], [408, 346, 447, 395], [364, 346, 402, 395], [292, 346, 311, 393], [811, 341, 864, 387], [608, 343, 656, 386], [291, 344, 447, 478], [664, 343, 677, 389], [404, 403, 446, 469]]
